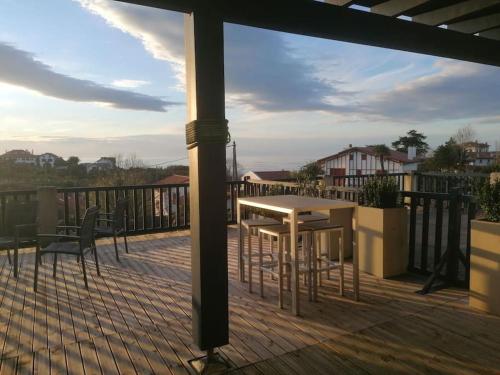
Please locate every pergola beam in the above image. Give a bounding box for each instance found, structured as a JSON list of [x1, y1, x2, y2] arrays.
[[116, 0, 500, 67], [448, 13, 500, 34], [479, 26, 500, 39], [412, 0, 500, 26], [371, 0, 429, 17], [324, 0, 357, 6]]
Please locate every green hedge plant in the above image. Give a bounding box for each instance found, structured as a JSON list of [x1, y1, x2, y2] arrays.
[[477, 179, 500, 223], [361, 177, 401, 208]]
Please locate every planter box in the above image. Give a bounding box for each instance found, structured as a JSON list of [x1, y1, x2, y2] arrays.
[[355, 206, 408, 278], [470, 220, 500, 316]]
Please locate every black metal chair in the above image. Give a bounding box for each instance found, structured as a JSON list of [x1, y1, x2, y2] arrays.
[[34, 206, 99, 292], [0, 200, 38, 277], [95, 198, 129, 261]]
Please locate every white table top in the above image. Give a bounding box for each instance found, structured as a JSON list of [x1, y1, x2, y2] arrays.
[[238, 195, 356, 214]]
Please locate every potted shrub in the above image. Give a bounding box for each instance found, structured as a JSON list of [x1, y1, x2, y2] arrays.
[[355, 178, 408, 278], [469, 179, 500, 315]]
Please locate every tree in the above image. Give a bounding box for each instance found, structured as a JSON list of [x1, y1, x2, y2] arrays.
[[422, 138, 460, 171], [392, 129, 429, 155], [67, 156, 80, 166], [453, 125, 476, 166], [373, 144, 391, 174]]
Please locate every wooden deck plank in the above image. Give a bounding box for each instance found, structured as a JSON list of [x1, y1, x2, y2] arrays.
[[1, 231, 500, 374], [65, 342, 85, 375]]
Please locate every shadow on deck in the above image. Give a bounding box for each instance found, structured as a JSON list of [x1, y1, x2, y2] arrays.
[[0, 228, 499, 374]]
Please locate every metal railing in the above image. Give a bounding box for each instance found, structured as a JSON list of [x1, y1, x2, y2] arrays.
[[414, 172, 488, 194], [55, 181, 246, 234], [325, 173, 406, 190]]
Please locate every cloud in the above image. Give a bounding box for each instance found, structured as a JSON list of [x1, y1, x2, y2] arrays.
[[112, 79, 150, 88], [77, 0, 346, 113], [362, 60, 500, 122], [0, 42, 175, 111]]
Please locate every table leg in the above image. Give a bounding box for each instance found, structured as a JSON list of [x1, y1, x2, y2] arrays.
[[353, 235, 360, 301], [237, 202, 244, 282], [290, 211, 300, 316]]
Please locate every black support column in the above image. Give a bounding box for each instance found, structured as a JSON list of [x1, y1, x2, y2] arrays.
[[184, 9, 229, 351]]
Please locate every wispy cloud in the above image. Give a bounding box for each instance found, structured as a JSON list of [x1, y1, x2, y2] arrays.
[[77, 0, 347, 113], [361, 60, 500, 123], [112, 79, 150, 88], [0, 42, 175, 112]]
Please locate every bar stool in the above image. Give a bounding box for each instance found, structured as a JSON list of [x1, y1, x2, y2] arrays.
[[240, 218, 280, 292], [282, 212, 328, 224], [302, 221, 345, 301], [257, 224, 313, 309]]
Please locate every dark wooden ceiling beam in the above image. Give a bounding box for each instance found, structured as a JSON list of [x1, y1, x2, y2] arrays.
[[371, 0, 429, 17], [324, 0, 357, 6], [114, 0, 500, 66], [448, 13, 500, 33], [412, 0, 500, 26], [479, 26, 500, 39]]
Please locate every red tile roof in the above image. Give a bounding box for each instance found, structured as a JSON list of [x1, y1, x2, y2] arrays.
[[252, 170, 293, 181], [317, 146, 409, 164]]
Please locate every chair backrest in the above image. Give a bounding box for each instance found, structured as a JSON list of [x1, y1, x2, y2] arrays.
[[80, 206, 99, 250], [112, 198, 128, 231], [1, 200, 38, 237]]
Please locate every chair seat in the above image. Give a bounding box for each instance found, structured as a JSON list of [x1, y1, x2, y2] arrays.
[[41, 241, 81, 255], [242, 218, 280, 229], [258, 224, 311, 236], [0, 236, 36, 248], [283, 212, 329, 224]]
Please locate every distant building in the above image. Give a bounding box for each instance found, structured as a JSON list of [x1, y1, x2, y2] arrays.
[[154, 175, 189, 225], [84, 157, 117, 172], [317, 145, 416, 178], [463, 141, 498, 167], [0, 150, 37, 165], [241, 170, 293, 181], [38, 152, 62, 167]]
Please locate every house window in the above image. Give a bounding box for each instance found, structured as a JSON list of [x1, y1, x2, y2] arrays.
[[361, 154, 367, 161], [349, 154, 354, 161]]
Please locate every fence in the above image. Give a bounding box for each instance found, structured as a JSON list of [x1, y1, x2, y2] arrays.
[[401, 189, 476, 290], [56, 181, 247, 234], [0, 182, 246, 236], [414, 172, 488, 194], [0, 189, 38, 229], [325, 173, 406, 190]]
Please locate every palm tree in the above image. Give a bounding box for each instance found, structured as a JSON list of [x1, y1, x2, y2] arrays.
[[373, 144, 391, 174]]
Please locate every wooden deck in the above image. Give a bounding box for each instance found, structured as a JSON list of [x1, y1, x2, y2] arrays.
[[1, 228, 500, 374]]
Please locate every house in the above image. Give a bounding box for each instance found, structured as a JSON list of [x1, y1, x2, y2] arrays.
[[0, 150, 37, 165], [241, 170, 293, 181], [94, 157, 116, 170], [84, 157, 117, 172], [463, 141, 498, 167], [154, 175, 189, 225], [38, 152, 62, 167], [317, 145, 422, 177]]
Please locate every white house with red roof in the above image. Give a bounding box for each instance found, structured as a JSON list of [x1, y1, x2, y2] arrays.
[[241, 170, 293, 181], [317, 145, 419, 177]]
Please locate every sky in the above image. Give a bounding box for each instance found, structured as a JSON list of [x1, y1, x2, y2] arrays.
[[1, 0, 499, 171]]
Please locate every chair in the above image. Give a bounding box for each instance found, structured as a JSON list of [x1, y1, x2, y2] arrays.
[[0, 200, 38, 277], [239, 217, 280, 291], [257, 224, 313, 308], [95, 198, 129, 261], [34, 206, 99, 292], [302, 221, 345, 301]]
